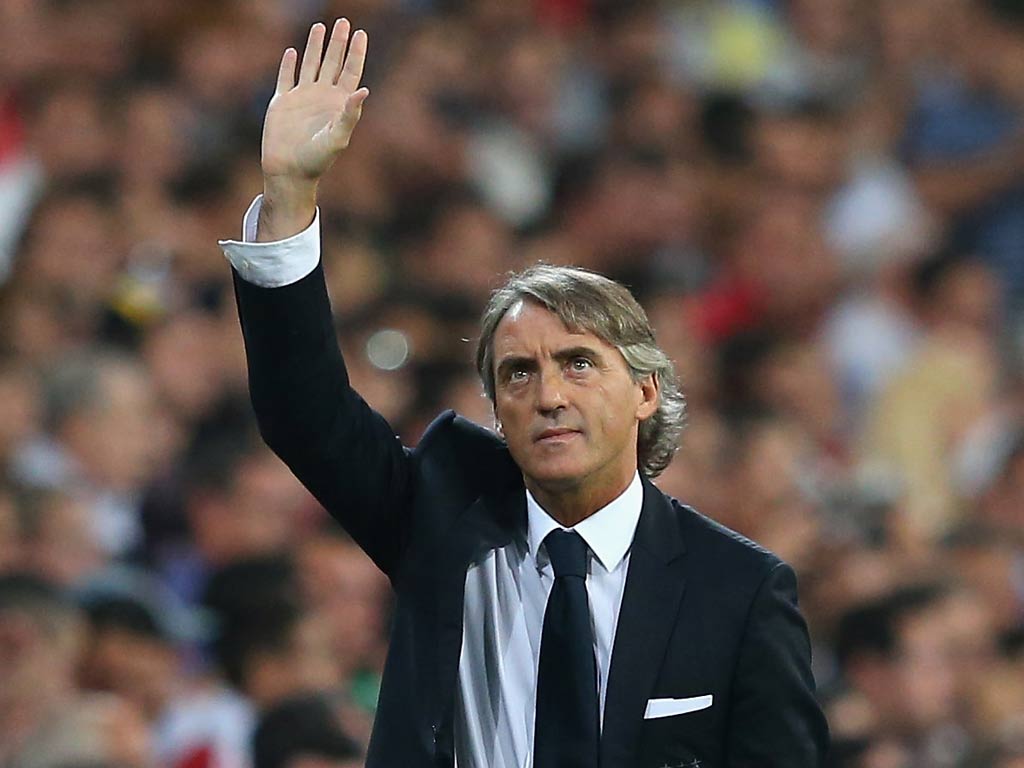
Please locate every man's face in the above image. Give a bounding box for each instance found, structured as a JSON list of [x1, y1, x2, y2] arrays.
[[491, 301, 657, 500]]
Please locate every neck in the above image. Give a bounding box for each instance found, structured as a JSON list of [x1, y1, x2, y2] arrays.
[[527, 472, 636, 528]]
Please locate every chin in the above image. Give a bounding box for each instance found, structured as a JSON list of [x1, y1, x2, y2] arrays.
[[521, 459, 590, 491]]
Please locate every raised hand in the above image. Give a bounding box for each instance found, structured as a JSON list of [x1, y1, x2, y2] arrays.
[[257, 20, 369, 241]]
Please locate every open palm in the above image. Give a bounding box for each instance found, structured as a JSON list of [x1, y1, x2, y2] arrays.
[[262, 20, 369, 181]]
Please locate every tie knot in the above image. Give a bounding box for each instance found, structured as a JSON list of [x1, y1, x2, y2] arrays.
[[544, 529, 588, 578]]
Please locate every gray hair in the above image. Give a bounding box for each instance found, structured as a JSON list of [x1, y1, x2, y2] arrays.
[[475, 264, 685, 477]]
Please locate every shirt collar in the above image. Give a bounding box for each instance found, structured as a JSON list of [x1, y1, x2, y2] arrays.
[[526, 471, 644, 573]]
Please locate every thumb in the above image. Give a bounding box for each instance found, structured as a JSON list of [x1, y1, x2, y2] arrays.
[[328, 88, 370, 149]]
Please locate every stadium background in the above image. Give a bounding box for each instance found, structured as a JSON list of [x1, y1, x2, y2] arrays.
[[1, 0, 1024, 766]]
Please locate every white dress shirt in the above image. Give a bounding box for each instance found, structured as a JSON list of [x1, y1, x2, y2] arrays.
[[456, 474, 642, 768], [219, 200, 644, 767]]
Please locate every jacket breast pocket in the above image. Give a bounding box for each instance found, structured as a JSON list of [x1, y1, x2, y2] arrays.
[[643, 693, 716, 731], [639, 693, 718, 768]]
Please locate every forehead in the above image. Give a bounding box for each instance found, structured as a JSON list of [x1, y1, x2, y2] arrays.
[[492, 300, 612, 357]]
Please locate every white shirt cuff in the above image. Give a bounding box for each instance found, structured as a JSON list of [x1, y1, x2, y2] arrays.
[[217, 195, 321, 288]]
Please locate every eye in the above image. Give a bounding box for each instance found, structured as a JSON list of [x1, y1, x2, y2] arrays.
[[569, 357, 593, 372], [509, 368, 529, 383]]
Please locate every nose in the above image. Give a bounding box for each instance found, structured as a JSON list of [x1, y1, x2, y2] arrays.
[[535, 368, 568, 414]]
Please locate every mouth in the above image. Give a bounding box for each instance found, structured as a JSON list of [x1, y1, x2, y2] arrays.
[[534, 428, 581, 444]]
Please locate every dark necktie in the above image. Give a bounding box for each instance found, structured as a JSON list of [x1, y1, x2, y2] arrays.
[[534, 529, 600, 768]]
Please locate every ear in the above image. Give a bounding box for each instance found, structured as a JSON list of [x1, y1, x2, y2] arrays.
[[635, 372, 659, 422]]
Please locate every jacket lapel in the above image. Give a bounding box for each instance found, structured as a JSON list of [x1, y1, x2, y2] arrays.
[[600, 478, 688, 767], [432, 481, 526, 764]]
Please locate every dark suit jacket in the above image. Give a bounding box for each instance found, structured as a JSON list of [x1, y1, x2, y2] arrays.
[[233, 263, 830, 767]]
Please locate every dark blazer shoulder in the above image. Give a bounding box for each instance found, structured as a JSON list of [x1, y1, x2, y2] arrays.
[[412, 409, 521, 499], [391, 409, 522, 584], [669, 495, 785, 585], [679, 501, 779, 559]]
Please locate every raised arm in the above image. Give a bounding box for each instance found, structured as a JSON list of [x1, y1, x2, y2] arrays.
[[258, 19, 369, 240], [229, 22, 416, 576]]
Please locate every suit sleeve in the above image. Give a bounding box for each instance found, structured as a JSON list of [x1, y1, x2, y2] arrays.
[[232, 262, 414, 576], [725, 562, 830, 767]]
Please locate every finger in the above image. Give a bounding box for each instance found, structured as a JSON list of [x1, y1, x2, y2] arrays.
[[298, 22, 326, 84], [337, 28, 368, 90], [275, 47, 297, 93], [319, 18, 351, 84]]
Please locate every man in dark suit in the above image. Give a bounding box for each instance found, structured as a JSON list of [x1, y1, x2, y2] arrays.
[[220, 19, 829, 767]]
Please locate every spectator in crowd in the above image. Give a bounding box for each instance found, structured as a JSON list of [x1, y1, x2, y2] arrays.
[[296, 523, 389, 722], [12, 349, 170, 557], [203, 555, 342, 711], [151, 428, 312, 607], [0, 572, 150, 768], [832, 584, 962, 760], [17, 489, 105, 586], [253, 693, 362, 768], [79, 594, 180, 723]]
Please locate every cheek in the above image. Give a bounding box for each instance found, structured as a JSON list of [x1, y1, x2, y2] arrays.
[[591, 385, 633, 430]]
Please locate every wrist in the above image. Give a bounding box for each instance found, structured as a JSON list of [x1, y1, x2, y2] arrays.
[[257, 176, 318, 242]]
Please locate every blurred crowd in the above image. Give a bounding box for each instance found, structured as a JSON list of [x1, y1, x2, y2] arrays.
[[1, 0, 1023, 766]]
